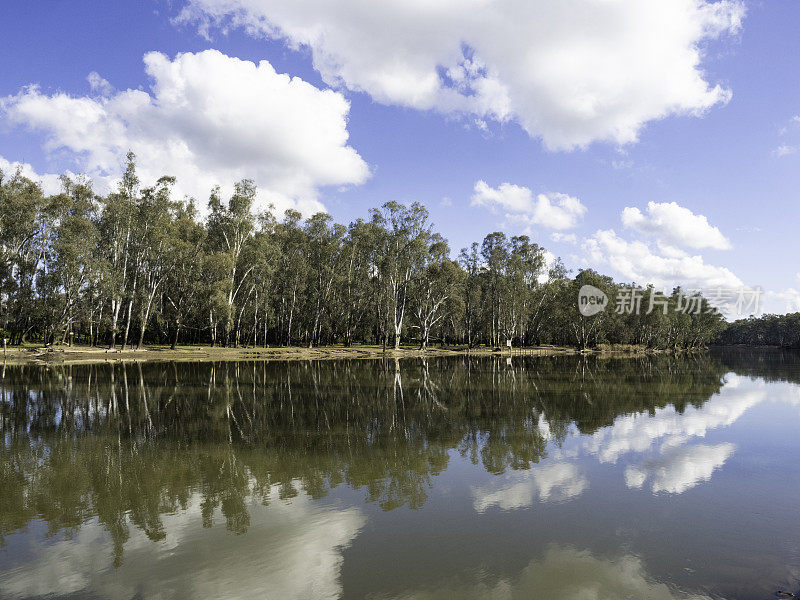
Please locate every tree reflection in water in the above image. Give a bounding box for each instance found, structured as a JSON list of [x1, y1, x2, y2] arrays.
[[0, 354, 730, 564]]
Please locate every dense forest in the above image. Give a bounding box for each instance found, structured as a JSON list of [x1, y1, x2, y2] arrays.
[[715, 313, 800, 347], [1, 153, 727, 351]]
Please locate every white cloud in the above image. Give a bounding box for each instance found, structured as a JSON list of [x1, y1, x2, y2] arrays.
[[760, 274, 800, 314], [1, 49, 369, 214], [621, 201, 731, 250], [472, 181, 587, 230], [0, 483, 365, 600], [583, 229, 742, 290], [86, 71, 114, 97], [773, 144, 797, 157], [585, 380, 764, 464], [551, 232, 577, 245], [472, 462, 588, 512], [390, 546, 715, 600], [538, 250, 558, 285], [763, 288, 800, 314], [625, 442, 735, 494], [177, 0, 744, 150], [0, 156, 66, 196]]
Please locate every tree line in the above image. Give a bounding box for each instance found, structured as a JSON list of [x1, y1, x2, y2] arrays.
[[715, 313, 800, 348], [0, 153, 727, 351]]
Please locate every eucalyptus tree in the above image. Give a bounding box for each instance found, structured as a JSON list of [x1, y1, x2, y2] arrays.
[[98, 151, 140, 348], [205, 180, 256, 346], [411, 235, 463, 350], [0, 168, 47, 343], [0, 157, 737, 350], [273, 210, 308, 345], [133, 177, 176, 349], [371, 201, 432, 349], [45, 177, 99, 345], [247, 210, 278, 347], [501, 235, 546, 344], [303, 213, 345, 347], [163, 201, 206, 349], [718, 313, 800, 347], [480, 232, 509, 347], [555, 269, 616, 349], [526, 258, 568, 346], [457, 242, 483, 348], [336, 219, 379, 346]]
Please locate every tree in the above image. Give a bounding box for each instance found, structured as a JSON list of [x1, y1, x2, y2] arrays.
[[372, 202, 431, 350], [411, 236, 462, 350], [273, 210, 308, 346], [164, 201, 206, 349], [0, 168, 47, 344], [45, 176, 99, 345], [98, 151, 140, 349], [132, 177, 176, 349], [458, 243, 483, 348], [480, 232, 509, 347], [303, 213, 345, 347], [0, 159, 738, 352], [205, 181, 256, 346]]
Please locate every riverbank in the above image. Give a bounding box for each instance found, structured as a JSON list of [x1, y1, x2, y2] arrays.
[[0, 343, 671, 366]]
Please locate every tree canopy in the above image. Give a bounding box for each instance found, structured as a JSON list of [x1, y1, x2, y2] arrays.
[[0, 158, 728, 351]]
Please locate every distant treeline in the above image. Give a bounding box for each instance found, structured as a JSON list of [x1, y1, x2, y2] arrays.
[[715, 313, 800, 348], [0, 153, 726, 350]]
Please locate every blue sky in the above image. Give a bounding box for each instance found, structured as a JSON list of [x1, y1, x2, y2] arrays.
[[2, 0, 799, 313]]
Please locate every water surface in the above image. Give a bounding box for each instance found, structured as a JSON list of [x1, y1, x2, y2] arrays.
[[1, 349, 799, 599]]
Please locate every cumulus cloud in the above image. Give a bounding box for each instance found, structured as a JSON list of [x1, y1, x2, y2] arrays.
[[0, 49, 369, 215], [583, 229, 742, 290], [625, 443, 735, 494], [176, 0, 744, 150], [0, 156, 66, 196], [472, 181, 587, 230], [622, 201, 731, 250]]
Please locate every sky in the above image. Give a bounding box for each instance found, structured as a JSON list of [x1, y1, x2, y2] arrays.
[[1, 0, 799, 314]]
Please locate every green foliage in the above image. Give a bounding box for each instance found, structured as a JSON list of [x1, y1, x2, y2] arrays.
[[0, 157, 729, 349], [717, 313, 800, 347]]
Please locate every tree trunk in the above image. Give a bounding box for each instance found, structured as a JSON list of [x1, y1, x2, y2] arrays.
[[109, 298, 121, 349], [121, 298, 134, 350], [171, 321, 180, 350]]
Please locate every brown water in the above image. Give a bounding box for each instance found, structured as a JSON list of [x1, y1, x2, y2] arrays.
[[1, 349, 799, 599]]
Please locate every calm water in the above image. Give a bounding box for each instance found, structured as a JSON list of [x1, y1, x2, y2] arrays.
[[1, 349, 799, 599]]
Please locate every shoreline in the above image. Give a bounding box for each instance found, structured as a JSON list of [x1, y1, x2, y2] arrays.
[[0, 343, 675, 366]]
